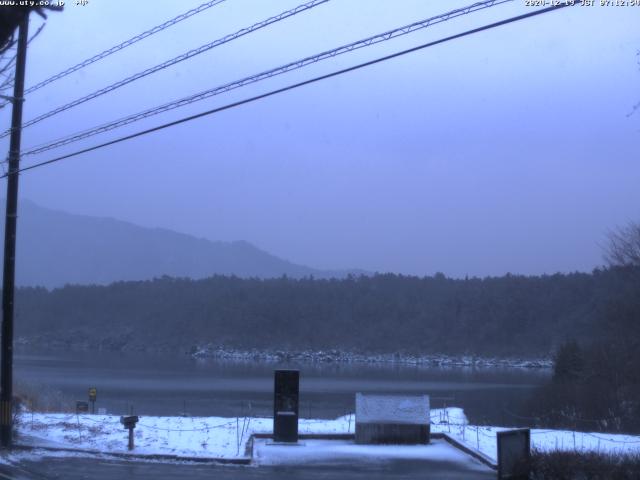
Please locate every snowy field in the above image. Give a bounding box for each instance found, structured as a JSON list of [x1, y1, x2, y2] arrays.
[[13, 407, 640, 463], [16, 411, 355, 459], [432, 409, 640, 461]]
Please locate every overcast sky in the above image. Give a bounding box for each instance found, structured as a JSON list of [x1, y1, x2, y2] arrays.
[[1, 0, 638, 277]]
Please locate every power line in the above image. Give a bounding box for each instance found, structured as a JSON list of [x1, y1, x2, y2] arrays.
[[0, 0, 225, 110], [4, 2, 577, 179], [0, 0, 329, 139], [21, 0, 513, 157], [22, 0, 228, 97]]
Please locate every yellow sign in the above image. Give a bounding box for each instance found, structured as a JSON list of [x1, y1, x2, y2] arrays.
[[89, 387, 97, 401]]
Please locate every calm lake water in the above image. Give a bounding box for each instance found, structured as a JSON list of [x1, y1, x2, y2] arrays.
[[14, 349, 549, 425]]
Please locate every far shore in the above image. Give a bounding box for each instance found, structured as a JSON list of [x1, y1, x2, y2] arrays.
[[14, 338, 553, 369], [190, 346, 553, 369]]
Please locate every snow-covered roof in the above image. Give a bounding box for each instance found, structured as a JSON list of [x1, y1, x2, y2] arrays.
[[356, 393, 430, 425]]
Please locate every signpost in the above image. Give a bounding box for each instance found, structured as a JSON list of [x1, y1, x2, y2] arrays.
[[120, 415, 139, 450], [88, 387, 97, 414], [76, 401, 89, 414]]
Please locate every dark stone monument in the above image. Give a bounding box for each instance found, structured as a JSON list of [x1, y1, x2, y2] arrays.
[[355, 393, 430, 444], [273, 369, 299, 443], [497, 428, 530, 479]]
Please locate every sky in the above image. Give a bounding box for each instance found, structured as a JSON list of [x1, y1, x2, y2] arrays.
[[0, 0, 638, 277]]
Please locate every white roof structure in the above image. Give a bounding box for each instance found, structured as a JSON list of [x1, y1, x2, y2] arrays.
[[356, 393, 430, 425]]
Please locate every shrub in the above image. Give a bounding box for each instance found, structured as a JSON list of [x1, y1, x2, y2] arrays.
[[528, 449, 640, 480]]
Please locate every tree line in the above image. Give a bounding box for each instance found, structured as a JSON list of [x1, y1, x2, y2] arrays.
[[521, 223, 640, 433], [527, 265, 640, 432], [12, 267, 636, 357]]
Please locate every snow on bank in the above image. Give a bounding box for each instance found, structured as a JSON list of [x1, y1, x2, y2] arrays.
[[191, 346, 552, 369], [16, 411, 355, 459], [431, 414, 640, 461], [15, 408, 640, 463]]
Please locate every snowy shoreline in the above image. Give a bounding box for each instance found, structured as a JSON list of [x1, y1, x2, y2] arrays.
[[15, 339, 552, 369], [189, 346, 553, 369], [16, 337, 553, 370]]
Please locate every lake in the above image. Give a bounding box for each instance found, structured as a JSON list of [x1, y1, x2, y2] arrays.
[[14, 349, 549, 425]]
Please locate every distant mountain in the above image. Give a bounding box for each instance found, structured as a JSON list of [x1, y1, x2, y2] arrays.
[[0, 200, 362, 288]]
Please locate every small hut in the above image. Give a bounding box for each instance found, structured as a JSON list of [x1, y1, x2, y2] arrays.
[[355, 393, 430, 444]]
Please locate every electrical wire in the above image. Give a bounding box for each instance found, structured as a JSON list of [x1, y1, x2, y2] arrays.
[[3, 2, 577, 179], [0, 0, 329, 138], [18, 0, 229, 98], [21, 0, 513, 156]]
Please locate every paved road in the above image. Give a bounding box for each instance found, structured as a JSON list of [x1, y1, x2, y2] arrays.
[[0, 456, 495, 479]]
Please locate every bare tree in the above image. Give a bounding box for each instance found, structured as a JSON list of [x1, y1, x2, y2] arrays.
[[630, 50, 640, 118], [0, 5, 58, 107], [0, 45, 17, 100], [604, 221, 640, 267]]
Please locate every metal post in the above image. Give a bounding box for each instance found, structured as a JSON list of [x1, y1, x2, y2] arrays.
[[1, 11, 29, 449], [120, 416, 138, 450]]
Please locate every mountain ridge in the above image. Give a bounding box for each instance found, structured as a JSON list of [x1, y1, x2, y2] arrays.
[[0, 199, 365, 288]]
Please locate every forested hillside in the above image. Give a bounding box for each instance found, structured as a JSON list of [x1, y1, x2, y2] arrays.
[[14, 267, 635, 357]]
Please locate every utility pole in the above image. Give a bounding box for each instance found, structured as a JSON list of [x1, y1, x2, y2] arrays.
[[1, 10, 29, 448]]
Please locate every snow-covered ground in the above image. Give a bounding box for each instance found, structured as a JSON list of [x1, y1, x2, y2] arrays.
[[14, 407, 640, 463], [252, 437, 487, 469], [432, 409, 640, 461], [449, 424, 640, 460], [16, 411, 354, 459]]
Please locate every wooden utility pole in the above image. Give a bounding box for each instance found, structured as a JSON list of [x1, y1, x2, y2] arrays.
[[1, 10, 29, 448]]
